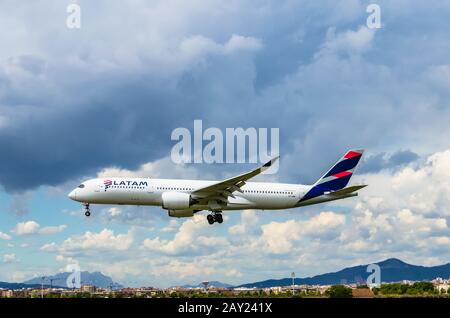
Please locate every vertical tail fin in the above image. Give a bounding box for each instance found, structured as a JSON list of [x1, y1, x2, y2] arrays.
[[300, 149, 364, 202]]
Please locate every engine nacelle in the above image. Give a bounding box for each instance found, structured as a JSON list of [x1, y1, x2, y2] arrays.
[[162, 192, 192, 210], [168, 209, 194, 218]]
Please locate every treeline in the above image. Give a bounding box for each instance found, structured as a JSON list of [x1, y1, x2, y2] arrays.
[[373, 282, 445, 296]]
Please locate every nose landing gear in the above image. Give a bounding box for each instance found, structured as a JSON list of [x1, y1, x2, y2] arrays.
[[207, 212, 223, 225], [83, 203, 91, 217]]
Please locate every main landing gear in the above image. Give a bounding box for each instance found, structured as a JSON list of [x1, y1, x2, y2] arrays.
[[83, 203, 91, 217], [207, 212, 223, 225]]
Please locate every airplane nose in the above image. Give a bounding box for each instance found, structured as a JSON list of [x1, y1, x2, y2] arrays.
[[68, 189, 77, 201]]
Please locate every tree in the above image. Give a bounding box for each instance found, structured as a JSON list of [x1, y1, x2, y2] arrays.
[[412, 281, 434, 293], [377, 282, 437, 296], [326, 285, 353, 298]]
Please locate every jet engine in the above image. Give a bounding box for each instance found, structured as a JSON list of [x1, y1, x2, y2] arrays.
[[168, 209, 195, 218], [162, 192, 193, 210]]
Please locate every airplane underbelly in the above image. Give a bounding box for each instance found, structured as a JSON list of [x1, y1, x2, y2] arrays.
[[252, 196, 297, 209], [223, 195, 297, 210], [88, 190, 159, 205]]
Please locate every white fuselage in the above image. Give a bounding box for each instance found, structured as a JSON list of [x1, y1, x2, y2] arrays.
[[69, 178, 310, 211]]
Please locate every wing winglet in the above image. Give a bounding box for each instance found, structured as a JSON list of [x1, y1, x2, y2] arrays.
[[262, 155, 280, 171]]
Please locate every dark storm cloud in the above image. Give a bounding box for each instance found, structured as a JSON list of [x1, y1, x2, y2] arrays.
[[0, 0, 450, 191], [358, 150, 420, 174], [0, 70, 209, 191]]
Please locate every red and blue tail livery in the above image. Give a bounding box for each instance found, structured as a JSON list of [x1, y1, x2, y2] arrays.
[[300, 149, 364, 202]]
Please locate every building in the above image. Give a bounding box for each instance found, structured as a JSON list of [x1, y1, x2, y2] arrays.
[[135, 287, 162, 297], [432, 277, 450, 292], [81, 284, 96, 293], [12, 289, 30, 298], [0, 289, 13, 298]]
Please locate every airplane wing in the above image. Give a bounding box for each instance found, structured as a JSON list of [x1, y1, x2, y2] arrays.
[[191, 156, 279, 204]]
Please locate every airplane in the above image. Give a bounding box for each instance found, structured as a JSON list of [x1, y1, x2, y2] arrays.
[[68, 149, 366, 224]]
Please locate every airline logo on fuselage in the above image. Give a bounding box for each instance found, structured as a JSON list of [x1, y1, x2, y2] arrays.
[[103, 179, 148, 190]]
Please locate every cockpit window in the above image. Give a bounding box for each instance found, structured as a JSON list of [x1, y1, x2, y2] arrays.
[[78, 184, 85, 188]]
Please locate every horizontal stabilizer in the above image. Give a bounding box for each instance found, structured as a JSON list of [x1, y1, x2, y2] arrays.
[[327, 185, 367, 196]]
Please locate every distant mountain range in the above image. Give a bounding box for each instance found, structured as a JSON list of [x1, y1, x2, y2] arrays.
[[238, 258, 450, 288], [178, 281, 234, 289], [0, 282, 44, 289], [23, 271, 122, 289]]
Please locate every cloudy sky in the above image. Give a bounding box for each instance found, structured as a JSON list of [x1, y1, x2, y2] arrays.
[[1, 0, 450, 287]]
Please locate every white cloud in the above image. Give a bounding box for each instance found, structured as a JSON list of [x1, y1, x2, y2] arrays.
[[107, 207, 122, 217], [12, 221, 40, 235], [343, 239, 379, 253], [321, 26, 376, 55], [12, 221, 67, 235], [160, 219, 180, 233], [301, 211, 346, 237], [40, 242, 58, 252], [43, 228, 134, 253], [258, 212, 345, 254], [228, 210, 260, 236], [3, 253, 17, 263], [396, 209, 447, 234], [39, 225, 67, 235], [224, 34, 262, 53], [0, 231, 12, 240], [335, 149, 450, 261], [54, 254, 78, 266], [429, 236, 450, 246], [143, 214, 228, 255], [391, 149, 450, 215], [97, 156, 213, 180], [176, 34, 261, 66], [259, 220, 301, 254]]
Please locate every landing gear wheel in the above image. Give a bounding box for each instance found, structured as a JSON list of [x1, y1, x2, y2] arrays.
[[215, 213, 223, 224], [207, 214, 215, 225], [83, 203, 91, 217]]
